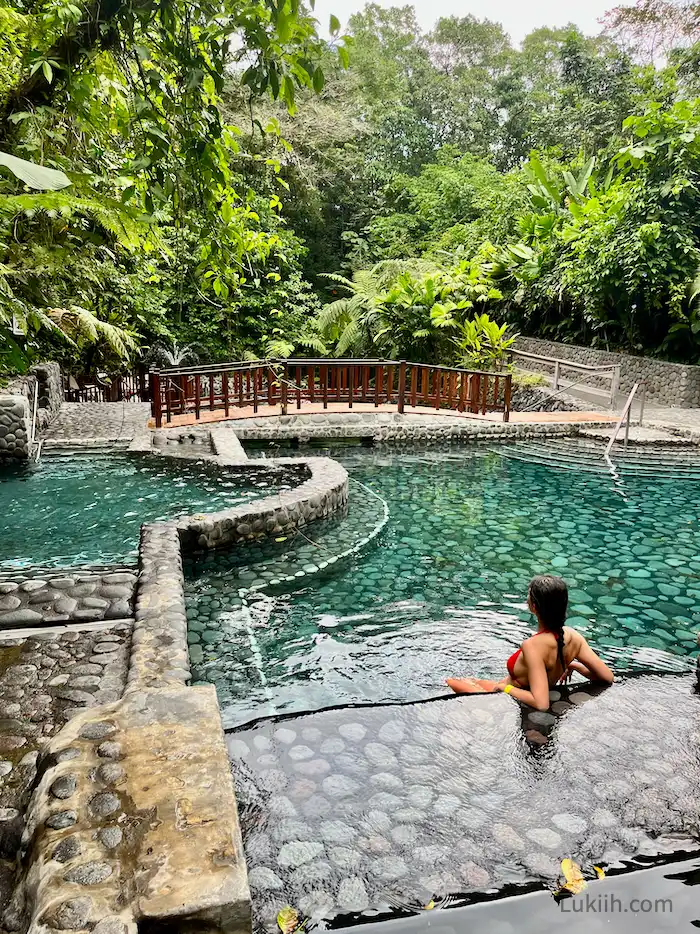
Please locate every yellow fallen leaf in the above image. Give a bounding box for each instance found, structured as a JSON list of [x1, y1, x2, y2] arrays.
[[277, 907, 300, 934], [594, 865, 605, 879], [423, 900, 435, 910], [560, 858, 587, 895]]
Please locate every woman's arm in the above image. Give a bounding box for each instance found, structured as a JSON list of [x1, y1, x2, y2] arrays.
[[497, 642, 551, 711], [575, 636, 614, 684]]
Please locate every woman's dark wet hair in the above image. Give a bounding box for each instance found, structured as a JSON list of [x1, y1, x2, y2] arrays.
[[528, 575, 568, 672]]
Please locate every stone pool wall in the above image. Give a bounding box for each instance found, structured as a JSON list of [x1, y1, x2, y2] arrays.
[[220, 413, 609, 444], [2, 427, 352, 934], [515, 336, 700, 406], [0, 395, 29, 460], [0, 364, 63, 460]]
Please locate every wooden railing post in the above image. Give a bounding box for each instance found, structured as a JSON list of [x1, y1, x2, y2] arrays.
[[151, 368, 162, 428], [137, 364, 147, 402], [397, 360, 407, 414], [281, 363, 288, 415], [503, 373, 512, 422]]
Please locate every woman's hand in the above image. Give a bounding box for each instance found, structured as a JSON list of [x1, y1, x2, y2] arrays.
[[558, 664, 575, 685], [558, 660, 592, 684]]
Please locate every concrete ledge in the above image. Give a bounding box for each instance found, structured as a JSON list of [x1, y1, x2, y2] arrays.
[[125, 686, 250, 932], [17, 687, 249, 934]]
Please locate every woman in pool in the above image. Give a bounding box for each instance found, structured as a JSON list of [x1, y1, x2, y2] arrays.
[[446, 575, 614, 711]]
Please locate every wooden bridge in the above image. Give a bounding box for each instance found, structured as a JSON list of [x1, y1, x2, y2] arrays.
[[149, 358, 513, 428]]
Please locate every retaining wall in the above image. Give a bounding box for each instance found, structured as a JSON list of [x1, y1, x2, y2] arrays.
[[515, 337, 700, 407], [1, 363, 63, 459], [8, 427, 350, 934]]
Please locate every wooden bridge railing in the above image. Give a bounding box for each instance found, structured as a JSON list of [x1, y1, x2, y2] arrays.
[[150, 358, 512, 428]]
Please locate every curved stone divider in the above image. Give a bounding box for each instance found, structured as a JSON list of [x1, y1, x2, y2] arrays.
[[220, 412, 613, 444], [130, 455, 348, 691], [244, 477, 389, 598], [175, 457, 348, 554]]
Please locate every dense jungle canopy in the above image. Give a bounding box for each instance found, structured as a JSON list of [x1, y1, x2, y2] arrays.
[[0, 0, 699, 375]]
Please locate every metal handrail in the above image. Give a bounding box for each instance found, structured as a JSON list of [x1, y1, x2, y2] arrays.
[[510, 349, 620, 404], [604, 381, 645, 458], [28, 380, 42, 462], [510, 349, 617, 374]]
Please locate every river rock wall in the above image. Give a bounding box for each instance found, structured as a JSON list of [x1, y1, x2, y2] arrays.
[[1, 363, 63, 459], [515, 337, 700, 407]]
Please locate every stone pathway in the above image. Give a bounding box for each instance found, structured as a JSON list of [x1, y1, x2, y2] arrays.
[[0, 569, 136, 630], [228, 674, 700, 932], [0, 623, 131, 932], [151, 402, 617, 430], [580, 425, 694, 445], [43, 404, 150, 443], [646, 404, 700, 435]]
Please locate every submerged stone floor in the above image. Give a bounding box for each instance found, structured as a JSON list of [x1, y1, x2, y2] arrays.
[[228, 673, 700, 932], [43, 403, 150, 443], [0, 622, 132, 932], [0, 568, 136, 629]]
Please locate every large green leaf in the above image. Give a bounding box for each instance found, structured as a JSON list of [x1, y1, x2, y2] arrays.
[[0, 152, 72, 191]]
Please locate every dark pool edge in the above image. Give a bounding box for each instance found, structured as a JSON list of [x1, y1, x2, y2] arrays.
[[328, 851, 700, 934], [222, 669, 697, 734]]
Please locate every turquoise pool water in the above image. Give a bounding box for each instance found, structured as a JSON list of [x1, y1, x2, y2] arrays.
[[187, 442, 700, 726], [0, 452, 286, 569]]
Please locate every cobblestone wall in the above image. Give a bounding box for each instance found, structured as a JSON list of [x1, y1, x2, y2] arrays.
[[515, 337, 700, 407], [0, 395, 30, 460], [1, 363, 63, 460]]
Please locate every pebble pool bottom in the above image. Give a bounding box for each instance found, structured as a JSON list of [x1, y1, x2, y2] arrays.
[[186, 442, 700, 727], [0, 452, 288, 569]]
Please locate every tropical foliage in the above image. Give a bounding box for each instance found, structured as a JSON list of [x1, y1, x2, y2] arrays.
[[1, 0, 699, 376]]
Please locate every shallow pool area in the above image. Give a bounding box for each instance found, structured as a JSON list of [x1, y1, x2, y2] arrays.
[[186, 442, 700, 726], [0, 451, 290, 569], [229, 673, 700, 931]]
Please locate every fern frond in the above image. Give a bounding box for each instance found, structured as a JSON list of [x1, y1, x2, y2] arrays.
[[0, 192, 153, 250], [319, 272, 355, 289], [335, 319, 361, 356], [265, 338, 295, 358], [316, 298, 353, 331], [297, 334, 329, 354], [46, 306, 136, 360]]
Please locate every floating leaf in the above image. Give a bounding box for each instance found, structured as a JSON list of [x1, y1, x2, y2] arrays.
[[593, 865, 605, 879], [277, 907, 305, 934], [423, 900, 435, 910], [558, 858, 587, 895]]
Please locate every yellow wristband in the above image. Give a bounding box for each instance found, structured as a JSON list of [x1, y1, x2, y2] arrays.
[[504, 684, 513, 695]]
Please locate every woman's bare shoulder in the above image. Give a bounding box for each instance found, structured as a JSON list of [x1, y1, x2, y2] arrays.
[[564, 626, 585, 646]]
